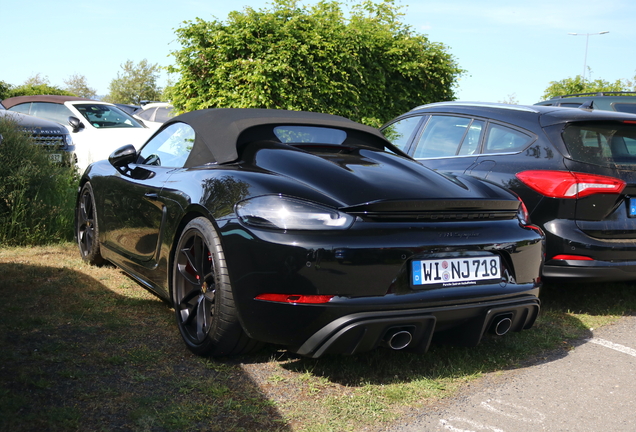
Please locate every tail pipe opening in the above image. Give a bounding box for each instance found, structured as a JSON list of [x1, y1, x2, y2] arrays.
[[383, 327, 414, 350], [489, 313, 513, 336]]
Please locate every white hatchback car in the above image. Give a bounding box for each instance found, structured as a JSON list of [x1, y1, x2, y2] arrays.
[[2, 95, 154, 172]]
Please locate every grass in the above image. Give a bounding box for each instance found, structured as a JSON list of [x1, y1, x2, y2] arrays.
[[1, 244, 635, 431], [0, 116, 78, 246]]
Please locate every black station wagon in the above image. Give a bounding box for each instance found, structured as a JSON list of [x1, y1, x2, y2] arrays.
[[382, 102, 636, 282]]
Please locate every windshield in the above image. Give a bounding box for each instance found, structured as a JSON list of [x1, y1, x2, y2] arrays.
[[74, 103, 144, 129], [562, 121, 636, 167]]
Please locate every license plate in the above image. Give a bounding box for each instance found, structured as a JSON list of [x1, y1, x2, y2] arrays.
[[629, 198, 636, 217], [412, 256, 501, 287], [49, 153, 62, 163]]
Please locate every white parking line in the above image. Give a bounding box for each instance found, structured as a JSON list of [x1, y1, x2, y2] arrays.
[[480, 399, 545, 423], [439, 417, 505, 432], [588, 338, 636, 357]]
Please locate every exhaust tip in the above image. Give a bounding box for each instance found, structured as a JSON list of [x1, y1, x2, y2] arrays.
[[384, 329, 413, 350], [490, 315, 513, 336]]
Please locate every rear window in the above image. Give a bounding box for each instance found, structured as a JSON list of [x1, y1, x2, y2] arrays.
[[613, 103, 636, 114], [273, 126, 347, 144], [483, 123, 533, 154], [154, 106, 175, 123], [560, 102, 586, 108], [562, 121, 636, 167]]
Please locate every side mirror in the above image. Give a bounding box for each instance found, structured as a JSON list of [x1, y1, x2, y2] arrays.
[[109, 144, 137, 171], [68, 116, 85, 133]]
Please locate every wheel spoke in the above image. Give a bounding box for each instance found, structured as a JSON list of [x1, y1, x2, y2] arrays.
[[182, 243, 197, 270], [81, 192, 92, 222], [78, 206, 87, 224], [179, 237, 203, 286], [192, 235, 206, 280], [204, 289, 215, 303], [79, 229, 89, 255], [79, 196, 87, 219], [180, 300, 197, 326], [195, 296, 209, 342], [180, 288, 201, 305], [178, 255, 201, 287]]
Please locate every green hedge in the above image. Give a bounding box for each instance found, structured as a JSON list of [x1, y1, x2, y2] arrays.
[[0, 116, 78, 245]]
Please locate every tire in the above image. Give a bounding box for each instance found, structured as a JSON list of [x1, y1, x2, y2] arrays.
[[172, 217, 261, 356], [76, 182, 104, 266]]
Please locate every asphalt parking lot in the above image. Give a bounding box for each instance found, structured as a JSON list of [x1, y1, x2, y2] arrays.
[[388, 315, 636, 432]]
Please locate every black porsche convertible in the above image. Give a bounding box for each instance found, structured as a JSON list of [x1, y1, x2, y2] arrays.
[[76, 108, 544, 358]]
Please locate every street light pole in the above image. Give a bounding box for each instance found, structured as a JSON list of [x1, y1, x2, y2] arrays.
[[568, 31, 609, 81]]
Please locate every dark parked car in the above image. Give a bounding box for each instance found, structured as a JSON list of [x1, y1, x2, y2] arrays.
[[0, 107, 75, 163], [382, 102, 636, 282], [2, 95, 152, 172], [535, 92, 636, 114], [76, 108, 543, 358]]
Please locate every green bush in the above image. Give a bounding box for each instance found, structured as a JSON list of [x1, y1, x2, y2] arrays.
[[0, 116, 78, 245]]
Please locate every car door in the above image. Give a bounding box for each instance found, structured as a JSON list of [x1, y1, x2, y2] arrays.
[[100, 122, 195, 266], [464, 122, 547, 212], [467, 122, 538, 186]]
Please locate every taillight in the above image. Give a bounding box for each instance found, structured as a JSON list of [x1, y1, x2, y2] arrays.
[[516, 197, 543, 233], [255, 294, 334, 304], [516, 198, 530, 225], [550, 255, 593, 261], [516, 170, 625, 199]]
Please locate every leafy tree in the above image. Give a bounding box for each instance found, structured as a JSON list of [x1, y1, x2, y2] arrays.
[[105, 59, 163, 105], [64, 74, 97, 99], [0, 81, 12, 100], [168, 0, 463, 126], [22, 73, 50, 87], [3, 75, 72, 98], [7, 83, 73, 97], [160, 77, 175, 103], [498, 93, 519, 105], [542, 74, 631, 100]]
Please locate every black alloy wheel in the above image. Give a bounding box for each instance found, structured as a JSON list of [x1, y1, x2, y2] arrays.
[[172, 217, 260, 356], [76, 182, 104, 265]]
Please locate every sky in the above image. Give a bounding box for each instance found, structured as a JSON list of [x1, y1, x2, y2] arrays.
[[2, 0, 635, 106]]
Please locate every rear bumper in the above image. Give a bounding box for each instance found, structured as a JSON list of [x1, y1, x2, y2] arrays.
[[292, 297, 540, 358], [220, 218, 543, 355], [544, 259, 636, 282], [542, 218, 636, 281]]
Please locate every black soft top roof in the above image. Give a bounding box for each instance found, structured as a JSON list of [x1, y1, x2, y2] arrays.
[[164, 108, 406, 167]]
